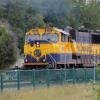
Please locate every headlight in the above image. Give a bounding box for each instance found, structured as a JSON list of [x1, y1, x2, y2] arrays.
[[36, 42, 40, 47], [34, 49, 41, 57]]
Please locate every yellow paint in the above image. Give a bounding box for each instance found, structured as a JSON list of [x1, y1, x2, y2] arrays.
[[24, 28, 100, 61]]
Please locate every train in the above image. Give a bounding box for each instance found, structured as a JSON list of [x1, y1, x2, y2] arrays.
[[23, 27, 100, 69]]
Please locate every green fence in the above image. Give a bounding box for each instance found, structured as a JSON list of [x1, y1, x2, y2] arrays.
[[0, 68, 100, 92]]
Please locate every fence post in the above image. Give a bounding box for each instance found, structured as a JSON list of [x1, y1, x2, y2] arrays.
[[64, 69, 66, 83], [61, 69, 64, 85], [32, 70, 35, 88], [84, 68, 86, 82], [47, 69, 50, 87], [95, 68, 97, 81], [17, 70, 20, 90], [73, 68, 75, 84], [1, 74, 3, 92]]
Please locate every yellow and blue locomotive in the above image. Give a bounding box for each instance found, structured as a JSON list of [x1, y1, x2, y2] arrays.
[[23, 27, 100, 69], [23, 27, 77, 69]]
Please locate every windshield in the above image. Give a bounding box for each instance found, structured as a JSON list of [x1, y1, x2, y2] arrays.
[[25, 34, 40, 42], [42, 33, 59, 43], [25, 33, 59, 43]]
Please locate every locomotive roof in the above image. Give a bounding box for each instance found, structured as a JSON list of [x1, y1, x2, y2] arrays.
[[54, 27, 69, 35], [78, 29, 100, 35], [78, 31, 100, 35], [26, 27, 70, 35]]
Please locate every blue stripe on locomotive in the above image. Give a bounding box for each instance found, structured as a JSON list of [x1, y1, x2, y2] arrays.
[[24, 55, 37, 62], [24, 53, 72, 63], [24, 53, 99, 64]]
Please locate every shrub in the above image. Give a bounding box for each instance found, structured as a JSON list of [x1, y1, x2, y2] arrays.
[[0, 27, 17, 69]]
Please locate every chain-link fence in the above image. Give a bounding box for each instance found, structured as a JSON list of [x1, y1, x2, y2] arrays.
[[0, 68, 100, 92]]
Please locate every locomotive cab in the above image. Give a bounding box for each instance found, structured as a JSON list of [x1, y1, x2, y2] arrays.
[[23, 27, 77, 69], [24, 28, 61, 69]]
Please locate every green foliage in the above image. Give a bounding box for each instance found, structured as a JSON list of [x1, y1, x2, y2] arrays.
[[0, 1, 45, 52], [0, 0, 100, 53], [0, 27, 17, 69], [70, 0, 100, 29], [42, 0, 73, 28], [80, 2, 100, 30]]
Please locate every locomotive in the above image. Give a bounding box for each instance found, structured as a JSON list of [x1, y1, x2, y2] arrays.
[[23, 27, 100, 69]]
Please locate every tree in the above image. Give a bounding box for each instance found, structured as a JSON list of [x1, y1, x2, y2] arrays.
[[42, 0, 73, 28], [70, 0, 100, 30], [0, 1, 45, 52], [0, 0, 100, 55], [80, 1, 100, 30], [0, 26, 17, 69], [25, 7, 45, 30]]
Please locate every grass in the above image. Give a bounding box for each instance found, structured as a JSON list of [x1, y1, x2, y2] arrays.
[[93, 83, 100, 100], [0, 84, 95, 100]]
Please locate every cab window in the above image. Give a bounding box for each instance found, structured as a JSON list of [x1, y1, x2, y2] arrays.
[[25, 34, 40, 43], [61, 34, 68, 42], [42, 33, 59, 43]]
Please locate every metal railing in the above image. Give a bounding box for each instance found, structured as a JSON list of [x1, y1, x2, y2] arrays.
[[0, 68, 100, 92]]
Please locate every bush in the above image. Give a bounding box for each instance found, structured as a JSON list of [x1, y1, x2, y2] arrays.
[[0, 27, 17, 69]]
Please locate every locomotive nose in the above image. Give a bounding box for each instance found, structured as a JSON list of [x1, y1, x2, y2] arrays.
[[34, 49, 41, 57]]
